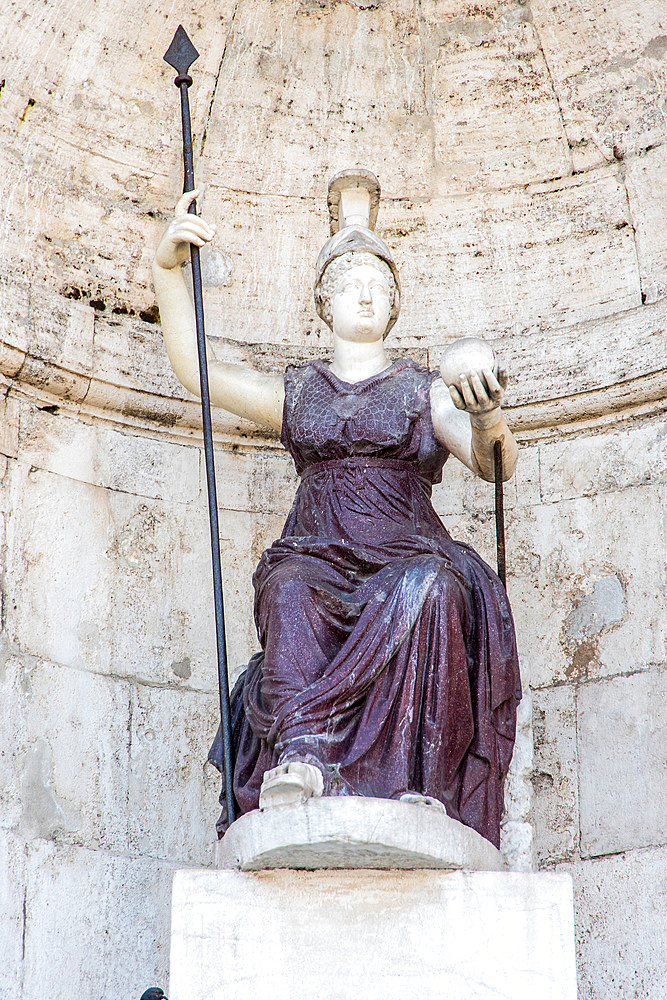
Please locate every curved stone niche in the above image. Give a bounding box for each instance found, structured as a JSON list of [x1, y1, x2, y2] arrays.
[[1, 287, 666, 446]]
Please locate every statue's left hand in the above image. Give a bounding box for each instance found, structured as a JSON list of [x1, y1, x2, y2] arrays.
[[448, 366, 508, 422]]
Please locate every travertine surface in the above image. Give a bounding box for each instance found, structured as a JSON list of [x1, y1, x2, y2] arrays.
[[170, 868, 577, 1000], [0, 2, 665, 998]]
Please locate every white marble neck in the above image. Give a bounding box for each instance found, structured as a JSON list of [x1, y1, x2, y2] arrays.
[[329, 336, 390, 384]]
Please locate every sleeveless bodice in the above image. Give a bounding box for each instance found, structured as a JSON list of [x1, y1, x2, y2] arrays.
[[279, 360, 450, 549]]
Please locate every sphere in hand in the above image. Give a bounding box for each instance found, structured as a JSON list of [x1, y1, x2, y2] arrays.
[[440, 337, 496, 388]]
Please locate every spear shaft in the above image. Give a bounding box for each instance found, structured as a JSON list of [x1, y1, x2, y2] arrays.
[[493, 440, 506, 589], [164, 26, 236, 826]]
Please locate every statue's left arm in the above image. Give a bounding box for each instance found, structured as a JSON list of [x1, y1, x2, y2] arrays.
[[429, 367, 518, 482]]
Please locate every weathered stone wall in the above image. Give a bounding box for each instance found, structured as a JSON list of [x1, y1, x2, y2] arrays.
[[0, 2, 665, 998]]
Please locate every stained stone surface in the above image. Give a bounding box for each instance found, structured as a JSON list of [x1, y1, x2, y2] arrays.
[[170, 867, 577, 1000], [0, 1, 666, 998]]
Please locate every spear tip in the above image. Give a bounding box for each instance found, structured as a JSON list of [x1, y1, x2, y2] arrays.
[[164, 24, 200, 76]]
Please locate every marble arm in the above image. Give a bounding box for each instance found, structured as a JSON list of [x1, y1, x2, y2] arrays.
[[429, 377, 518, 483], [152, 191, 285, 432]]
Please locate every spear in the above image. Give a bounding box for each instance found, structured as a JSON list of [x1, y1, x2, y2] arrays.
[[163, 25, 236, 826], [493, 440, 506, 589]]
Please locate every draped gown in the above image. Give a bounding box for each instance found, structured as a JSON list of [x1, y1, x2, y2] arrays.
[[210, 358, 521, 848]]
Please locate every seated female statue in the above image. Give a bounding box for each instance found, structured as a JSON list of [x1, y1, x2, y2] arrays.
[[152, 175, 521, 849]]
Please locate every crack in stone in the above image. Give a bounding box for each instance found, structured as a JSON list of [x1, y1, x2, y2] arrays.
[[527, 2, 574, 177], [618, 165, 644, 303], [199, 3, 240, 161]]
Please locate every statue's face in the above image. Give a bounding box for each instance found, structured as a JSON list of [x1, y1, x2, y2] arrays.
[[331, 263, 391, 343]]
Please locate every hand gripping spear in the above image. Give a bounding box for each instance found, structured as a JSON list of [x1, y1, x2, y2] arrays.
[[164, 25, 236, 827]]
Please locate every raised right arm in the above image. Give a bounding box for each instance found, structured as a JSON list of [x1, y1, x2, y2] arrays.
[[152, 191, 285, 432]]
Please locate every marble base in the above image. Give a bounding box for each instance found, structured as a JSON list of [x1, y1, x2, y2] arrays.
[[215, 796, 505, 871], [169, 868, 577, 1000]]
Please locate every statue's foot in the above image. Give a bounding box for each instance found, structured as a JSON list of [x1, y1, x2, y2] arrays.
[[400, 793, 447, 814], [259, 761, 324, 809]]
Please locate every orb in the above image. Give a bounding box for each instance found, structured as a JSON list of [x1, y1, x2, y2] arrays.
[[440, 337, 496, 389]]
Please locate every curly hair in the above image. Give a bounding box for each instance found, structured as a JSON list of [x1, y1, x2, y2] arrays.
[[315, 252, 398, 334]]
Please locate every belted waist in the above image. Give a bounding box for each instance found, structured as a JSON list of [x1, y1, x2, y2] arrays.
[[300, 456, 423, 480]]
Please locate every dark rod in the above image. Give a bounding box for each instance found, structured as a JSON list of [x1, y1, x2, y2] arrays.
[[164, 26, 236, 826], [493, 439, 506, 590]]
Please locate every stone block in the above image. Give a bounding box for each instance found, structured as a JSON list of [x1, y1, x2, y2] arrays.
[[4, 464, 113, 673], [501, 690, 534, 872], [537, 417, 667, 504], [0, 828, 25, 1000], [218, 508, 288, 680], [506, 486, 667, 688], [91, 313, 188, 400], [578, 669, 667, 858], [490, 294, 666, 427], [0, 275, 30, 357], [202, 0, 433, 200], [625, 144, 667, 302], [0, 393, 19, 459], [217, 796, 504, 872], [28, 286, 94, 377], [1, 653, 130, 853], [0, 2, 235, 308], [22, 840, 176, 1000], [0, 638, 27, 833], [212, 446, 298, 517], [530, 0, 667, 158], [382, 169, 640, 347], [128, 683, 220, 867], [429, 16, 571, 193], [559, 847, 667, 1000], [17, 399, 200, 502], [3, 463, 220, 689], [170, 868, 577, 1000], [532, 684, 579, 865], [178, 186, 324, 348]]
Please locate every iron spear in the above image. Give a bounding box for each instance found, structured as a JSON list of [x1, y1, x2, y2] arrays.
[[493, 440, 506, 589], [163, 25, 236, 826]]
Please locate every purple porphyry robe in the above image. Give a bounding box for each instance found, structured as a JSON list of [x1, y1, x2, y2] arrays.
[[210, 358, 521, 847]]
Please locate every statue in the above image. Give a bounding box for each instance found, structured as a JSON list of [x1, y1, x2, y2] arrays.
[[152, 169, 521, 849]]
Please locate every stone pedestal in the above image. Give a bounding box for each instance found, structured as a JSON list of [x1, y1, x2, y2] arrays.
[[170, 801, 577, 1000], [215, 796, 505, 871], [169, 867, 577, 1000]]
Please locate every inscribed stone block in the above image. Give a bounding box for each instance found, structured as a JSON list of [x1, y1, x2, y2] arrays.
[[578, 669, 667, 857]]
